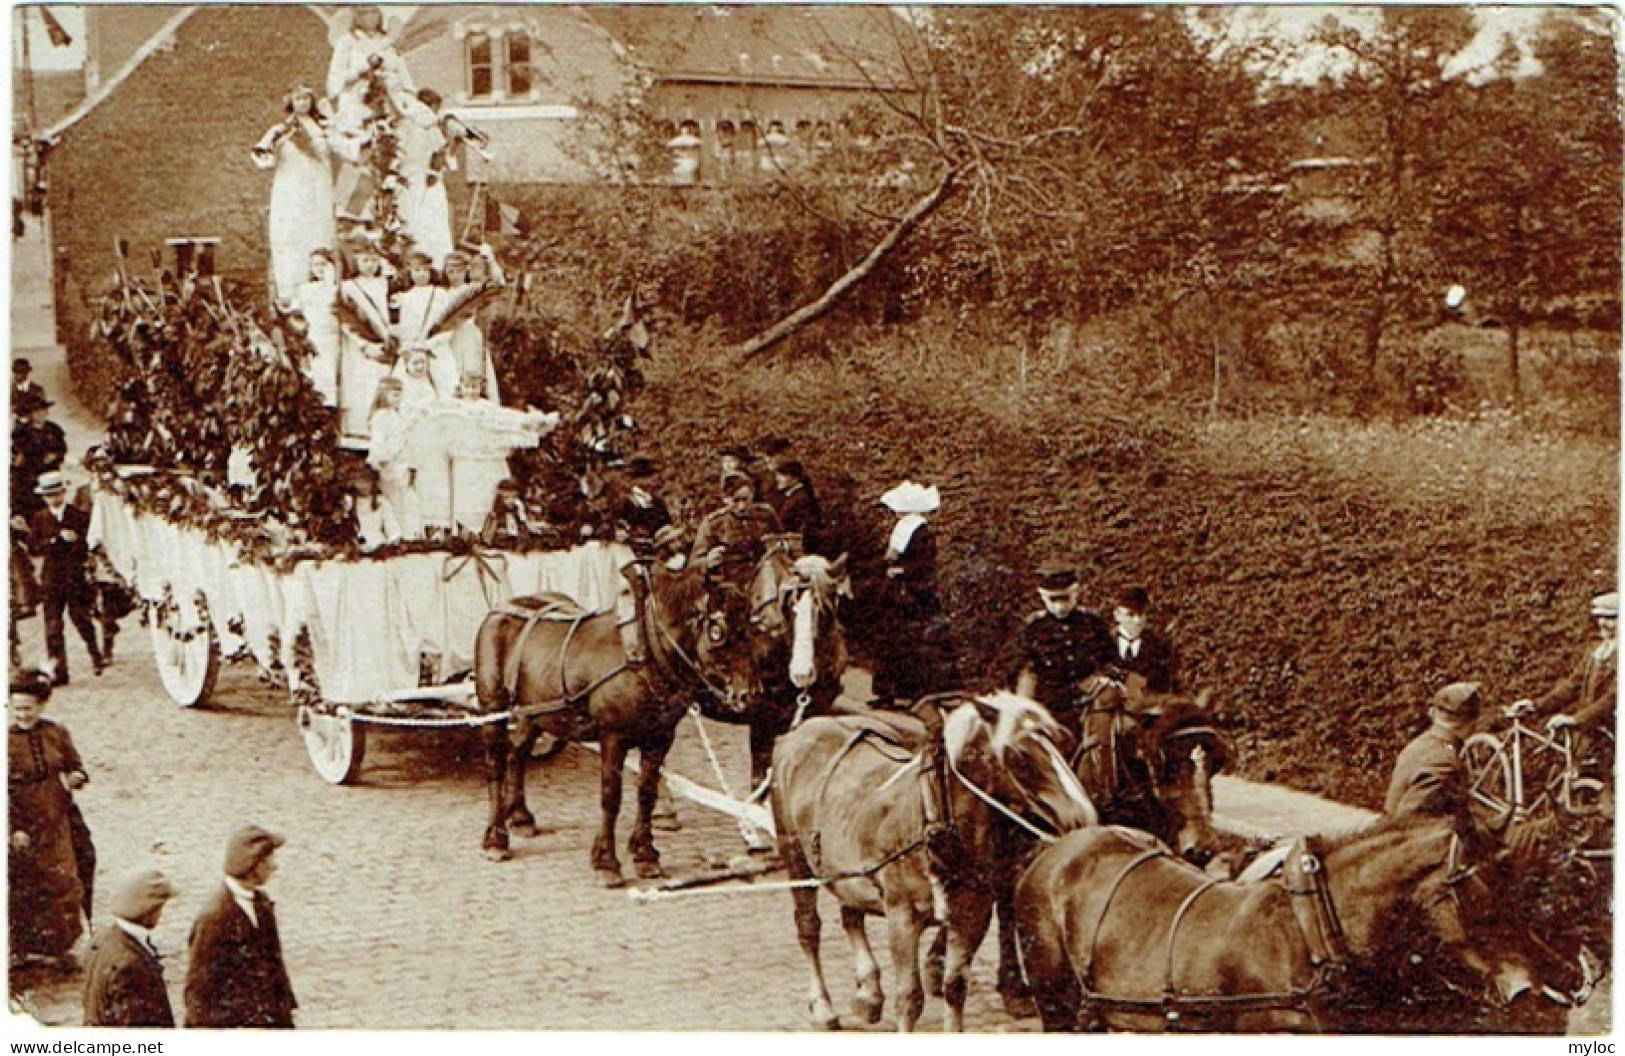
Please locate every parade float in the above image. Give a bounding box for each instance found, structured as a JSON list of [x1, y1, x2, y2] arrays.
[[84, 9, 650, 784]]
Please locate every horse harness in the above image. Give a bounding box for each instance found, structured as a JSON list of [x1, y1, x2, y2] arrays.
[[490, 565, 714, 723], [1058, 828, 1352, 1025]]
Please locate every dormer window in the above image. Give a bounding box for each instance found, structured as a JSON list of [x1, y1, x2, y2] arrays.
[[461, 22, 540, 103]]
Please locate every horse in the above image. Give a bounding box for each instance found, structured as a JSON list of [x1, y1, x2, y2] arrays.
[[1013, 815, 1561, 1032], [941, 675, 1231, 1018], [473, 558, 760, 886], [740, 539, 850, 783], [770, 692, 1098, 1032]]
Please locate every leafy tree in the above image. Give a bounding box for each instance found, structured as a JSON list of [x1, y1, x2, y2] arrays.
[[1423, 12, 1623, 400]]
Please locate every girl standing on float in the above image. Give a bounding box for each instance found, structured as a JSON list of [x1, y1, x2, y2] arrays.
[[443, 244, 504, 403], [251, 84, 336, 304], [337, 237, 394, 439], [292, 249, 342, 408], [365, 378, 422, 540], [392, 252, 461, 397]]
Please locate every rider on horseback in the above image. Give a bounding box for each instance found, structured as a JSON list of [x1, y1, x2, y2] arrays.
[[1009, 563, 1116, 743], [691, 472, 781, 592]]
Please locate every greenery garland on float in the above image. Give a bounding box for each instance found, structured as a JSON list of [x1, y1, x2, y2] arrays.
[[88, 262, 651, 567]]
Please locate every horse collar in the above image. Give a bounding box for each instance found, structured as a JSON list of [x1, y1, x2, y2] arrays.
[[1282, 836, 1352, 969]]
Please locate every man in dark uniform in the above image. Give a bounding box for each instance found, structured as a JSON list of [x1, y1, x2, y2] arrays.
[[1010, 564, 1117, 739], [28, 472, 105, 685], [185, 825, 297, 1028], [691, 472, 780, 595], [13, 358, 45, 407], [14, 390, 66, 480], [1109, 584, 1181, 707], [1385, 682, 1480, 820], [614, 455, 672, 556]]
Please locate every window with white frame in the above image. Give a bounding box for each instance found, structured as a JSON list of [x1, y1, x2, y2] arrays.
[[468, 33, 495, 99], [462, 24, 540, 103], [506, 32, 533, 97]]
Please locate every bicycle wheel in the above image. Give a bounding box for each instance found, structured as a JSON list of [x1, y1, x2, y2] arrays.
[[1463, 733, 1516, 827]]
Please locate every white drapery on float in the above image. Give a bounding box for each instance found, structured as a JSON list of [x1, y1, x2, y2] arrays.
[[89, 490, 633, 705]]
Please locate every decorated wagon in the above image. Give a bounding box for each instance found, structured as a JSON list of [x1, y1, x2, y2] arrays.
[[90, 466, 637, 785]]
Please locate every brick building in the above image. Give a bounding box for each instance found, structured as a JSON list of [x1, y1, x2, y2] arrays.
[[41, 4, 915, 401]]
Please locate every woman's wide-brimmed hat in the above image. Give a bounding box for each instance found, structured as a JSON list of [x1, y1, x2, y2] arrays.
[[880, 481, 940, 515]]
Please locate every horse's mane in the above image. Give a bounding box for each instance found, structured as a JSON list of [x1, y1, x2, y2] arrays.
[[649, 560, 708, 627], [942, 691, 1063, 761], [1316, 811, 1473, 858]]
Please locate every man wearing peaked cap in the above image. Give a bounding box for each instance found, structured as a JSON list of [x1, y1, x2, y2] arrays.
[[83, 870, 177, 1027], [1009, 561, 1115, 738], [1384, 682, 1481, 821], [185, 826, 297, 1028]]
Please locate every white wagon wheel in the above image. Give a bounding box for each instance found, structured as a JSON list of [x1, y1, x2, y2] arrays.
[[298, 704, 368, 785], [150, 606, 220, 708]]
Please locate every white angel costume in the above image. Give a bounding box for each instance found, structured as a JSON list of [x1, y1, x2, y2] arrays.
[[392, 284, 463, 396], [293, 269, 342, 406], [395, 94, 454, 267], [337, 274, 393, 438], [366, 406, 424, 540], [252, 115, 336, 302], [325, 16, 416, 146], [399, 399, 561, 534]]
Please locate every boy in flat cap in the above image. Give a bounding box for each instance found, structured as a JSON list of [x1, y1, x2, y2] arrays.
[[1384, 682, 1481, 821], [1009, 563, 1116, 739], [185, 825, 297, 1028], [83, 869, 177, 1027]]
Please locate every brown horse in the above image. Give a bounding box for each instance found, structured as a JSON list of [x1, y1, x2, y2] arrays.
[[967, 676, 1232, 1017], [1014, 816, 1556, 1032], [771, 692, 1097, 1032], [473, 559, 759, 886], [739, 542, 850, 783]]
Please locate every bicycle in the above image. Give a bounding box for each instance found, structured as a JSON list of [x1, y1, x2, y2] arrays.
[[1462, 700, 1608, 827]]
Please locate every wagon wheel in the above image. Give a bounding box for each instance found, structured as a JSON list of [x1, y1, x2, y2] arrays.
[[1463, 732, 1516, 829], [298, 704, 368, 785], [150, 610, 220, 708]]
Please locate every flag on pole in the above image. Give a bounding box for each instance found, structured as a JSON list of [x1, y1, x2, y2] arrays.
[[39, 8, 72, 48], [484, 196, 522, 236]]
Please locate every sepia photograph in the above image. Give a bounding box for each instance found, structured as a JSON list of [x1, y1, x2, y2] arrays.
[[6, 1, 1618, 1040]]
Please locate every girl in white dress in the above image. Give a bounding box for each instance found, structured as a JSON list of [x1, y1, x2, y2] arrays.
[[337, 241, 394, 438], [392, 253, 462, 397], [443, 247, 503, 403], [366, 379, 422, 540], [292, 249, 341, 407], [352, 467, 403, 552], [395, 91, 453, 268], [252, 85, 336, 304]]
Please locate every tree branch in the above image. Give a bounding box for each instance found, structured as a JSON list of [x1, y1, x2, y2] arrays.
[[732, 166, 960, 362]]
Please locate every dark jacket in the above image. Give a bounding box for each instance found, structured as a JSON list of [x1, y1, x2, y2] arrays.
[[29, 503, 92, 593], [1011, 608, 1116, 715], [1536, 641, 1617, 731], [1112, 626, 1180, 697], [873, 518, 958, 703], [615, 492, 672, 553], [185, 885, 297, 1028], [774, 482, 822, 551], [83, 924, 176, 1028]]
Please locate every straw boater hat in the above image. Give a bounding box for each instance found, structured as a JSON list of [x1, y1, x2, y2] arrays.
[[1591, 592, 1619, 618], [880, 481, 940, 516], [35, 471, 68, 498]]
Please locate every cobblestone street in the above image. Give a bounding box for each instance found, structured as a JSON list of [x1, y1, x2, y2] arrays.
[[9, 622, 1039, 1031]]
